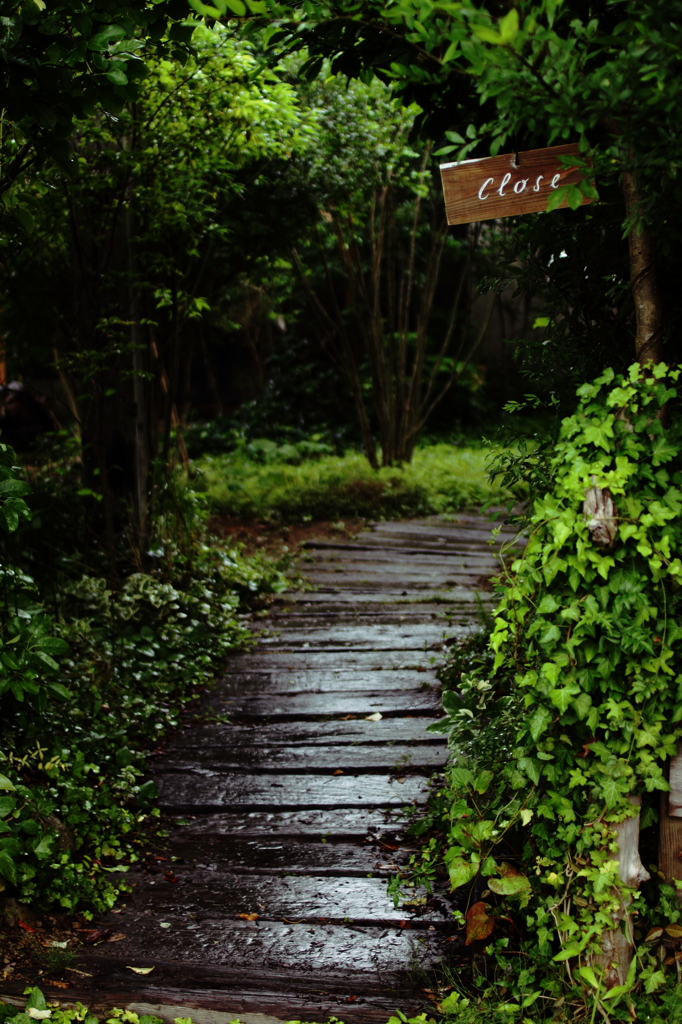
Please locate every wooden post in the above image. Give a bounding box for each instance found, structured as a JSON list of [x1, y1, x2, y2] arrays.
[[593, 796, 650, 988], [659, 747, 682, 886]]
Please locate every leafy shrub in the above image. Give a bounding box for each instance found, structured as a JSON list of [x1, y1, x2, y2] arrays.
[[192, 443, 508, 521], [0, 516, 290, 911]]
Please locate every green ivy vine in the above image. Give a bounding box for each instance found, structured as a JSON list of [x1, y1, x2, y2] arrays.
[[432, 363, 682, 1015]]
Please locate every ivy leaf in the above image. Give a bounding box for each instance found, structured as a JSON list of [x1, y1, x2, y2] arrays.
[[33, 834, 53, 857], [549, 688, 574, 714], [528, 706, 552, 741], [538, 623, 561, 645], [573, 692, 592, 719], [599, 774, 623, 808], [644, 970, 666, 994], [517, 756, 541, 784], [651, 436, 678, 465]]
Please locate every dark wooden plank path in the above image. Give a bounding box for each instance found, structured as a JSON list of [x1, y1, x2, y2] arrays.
[[57, 515, 516, 1024]]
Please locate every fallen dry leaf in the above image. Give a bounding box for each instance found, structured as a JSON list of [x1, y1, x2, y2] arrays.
[[365, 712, 382, 721], [665, 924, 682, 938], [45, 981, 69, 990], [126, 966, 155, 975], [333, 769, 344, 775], [106, 933, 127, 942], [18, 920, 38, 934], [77, 927, 113, 944], [238, 913, 259, 921], [646, 927, 664, 942]]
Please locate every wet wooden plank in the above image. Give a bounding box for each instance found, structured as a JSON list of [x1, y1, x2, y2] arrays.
[[270, 597, 492, 614], [254, 622, 447, 649], [214, 691, 440, 719], [213, 669, 438, 695], [166, 716, 447, 748], [167, 838, 414, 875], [222, 645, 465, 672], [273, 588, 493, 605], [78, 919, 451, 986], [302, 568, 494, 586], [302, 547, 503, 566], [114, 873, 448, 924], [167, 808, 411, 838], [157, 772, 428, 812], [158, 742, 446, 773], [362, 515, 518, 535]]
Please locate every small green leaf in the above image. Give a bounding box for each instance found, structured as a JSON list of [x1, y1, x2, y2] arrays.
[[447, 856, 479, 890], [0, 775, 16, 792], [0, 849, 17, 885], [88, 24, 126, 50], [105, 64, 128, 85], [578, 966, 599, 990]]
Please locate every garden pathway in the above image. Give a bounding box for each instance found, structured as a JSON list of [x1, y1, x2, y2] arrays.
[[76, 514, 516, 1024]]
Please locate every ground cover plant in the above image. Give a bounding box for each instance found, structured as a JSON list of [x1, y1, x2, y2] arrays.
[[0, 990, 431, 1024], [389, 363, 682, 1022], [0, 444, 289, 915], [191, 441, 511, 521]]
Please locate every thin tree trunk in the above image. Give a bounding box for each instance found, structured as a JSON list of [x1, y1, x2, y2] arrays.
[[95, 383, 119, 585], [605, 119, 664, 365], [621, 168, 663, 365], [125, 203, 149, 549]]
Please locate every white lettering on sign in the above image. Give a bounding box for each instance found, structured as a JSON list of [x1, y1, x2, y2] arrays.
[[478, 177, 494, 201], [497, 172, 512, 197], [459, 169, 564, 203]]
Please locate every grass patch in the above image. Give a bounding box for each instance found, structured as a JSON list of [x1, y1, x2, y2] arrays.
[[192, 443, 508, 522]]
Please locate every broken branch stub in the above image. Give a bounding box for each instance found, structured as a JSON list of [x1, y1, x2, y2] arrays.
[[583, 483, 618, 549]]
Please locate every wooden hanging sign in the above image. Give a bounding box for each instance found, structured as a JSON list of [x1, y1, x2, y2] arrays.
[[440, 143, 594, 226]]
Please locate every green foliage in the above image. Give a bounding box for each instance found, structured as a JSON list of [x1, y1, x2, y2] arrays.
[[192, 442, 509, 521], [416, 363, 682, 1017], [0, 0, 194, 194], [0, 452, 289, 911]]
